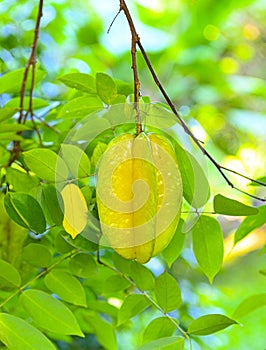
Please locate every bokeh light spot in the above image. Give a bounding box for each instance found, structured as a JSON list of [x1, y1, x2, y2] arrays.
[[234, 44, 254, 61], [220, 57, 239, 74], [243, 23, 260, 41], [203, 24, 220, 41]]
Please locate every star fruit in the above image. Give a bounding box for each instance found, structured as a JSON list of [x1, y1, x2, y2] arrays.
[[96, 132, 182, 263]]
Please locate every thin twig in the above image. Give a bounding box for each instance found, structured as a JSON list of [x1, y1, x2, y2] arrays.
[[107, 10, 121, 34], [142, 291, 192, 349], [30, 114, 43, 146], [34, 114, 61, 134], [97, 256, 192, 348], [119, 0, 142, 135], [118, 0, 266, 202], [220, 165, 266, 187], [8, 0, 43, 165], [0, 250, 78, 309]]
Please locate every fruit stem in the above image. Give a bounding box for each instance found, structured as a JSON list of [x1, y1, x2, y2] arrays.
[[119, 0, 142, 135]]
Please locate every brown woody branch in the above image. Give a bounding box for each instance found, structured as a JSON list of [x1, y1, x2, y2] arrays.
[[119, 0, 142, 134], [8, 0, 43, 165], [118, 0, 266, 202], [19, 0, 43, 122]]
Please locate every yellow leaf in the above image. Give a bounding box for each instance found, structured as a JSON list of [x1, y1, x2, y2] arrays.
[[61, 184, 88, 239]]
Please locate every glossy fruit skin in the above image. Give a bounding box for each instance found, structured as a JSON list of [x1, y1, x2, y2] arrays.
[[96, 132, 183, 263]]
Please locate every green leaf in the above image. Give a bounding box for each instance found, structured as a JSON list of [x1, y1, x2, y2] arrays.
[[249, 176, 266, 186], [104, 103, 133, 126], [0, 123, 32, 133], [45, 269, 87, 307], [86, 300, 118, 319], [23, 148, 68, 182], [60, 144, 91, 178], [175, 143, 210, 208], [58, 73, 96, 93], [6, 167, 39, 192], [233, 293, 266, 318], [41, 184, 64, 225], [57, 95, 103, 119], [0, 68, 45, 94], [138, 336, 185, 350], [214, 194, 258, 216], [54, 232, 74, 254], [0, 108, 17, 122], [113, 252, 132, 275], [188, 314, 238, 336], [69, 253, 97, 278], [118, 294, 151, 325], [162, 218, 185, 267], [234, 205, 266, 244], [260, 244, 266, 254], [0, 193, 28, 263], [4, 193, 46, 233], [96, 72, 117, 104], [71, 116, 111, 142], [22, 243, 52, 267], [115, 79, 133, 96], [5, 97, 49, 109], [0, 259, 21, 288], [111, 94, 126, 104], [142, 317, 177, 345], [82, 312, 117, 350], [0, 133, 24, 141], [154, 272, 182, 312], [130, 261, 155, 291], [61, 230, 98, 252], [192, 215, 224, 283], [0, 313, 57, 350], [91, 142, 107, 170], [80, 186, 92, 207], [145, 103, 177, 128], [20, 289, 84, 337], [104, 274, 131, 294]]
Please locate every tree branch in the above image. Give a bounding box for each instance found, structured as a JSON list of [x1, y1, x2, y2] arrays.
[[19, 0, 43, 123], [118, 0, 266, 202], [8, 0, 43, 165]]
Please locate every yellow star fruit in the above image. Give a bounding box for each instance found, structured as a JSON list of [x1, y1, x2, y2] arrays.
[[96, 132, 183, 263]]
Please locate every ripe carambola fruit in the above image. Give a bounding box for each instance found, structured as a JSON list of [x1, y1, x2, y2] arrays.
[[96, 132, 183, 263]]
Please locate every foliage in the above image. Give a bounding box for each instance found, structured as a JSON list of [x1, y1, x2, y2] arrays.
[[0, 0, 266, 350]]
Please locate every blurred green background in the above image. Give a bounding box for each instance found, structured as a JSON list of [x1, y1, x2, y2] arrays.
[[0, 0, 266, 349]]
